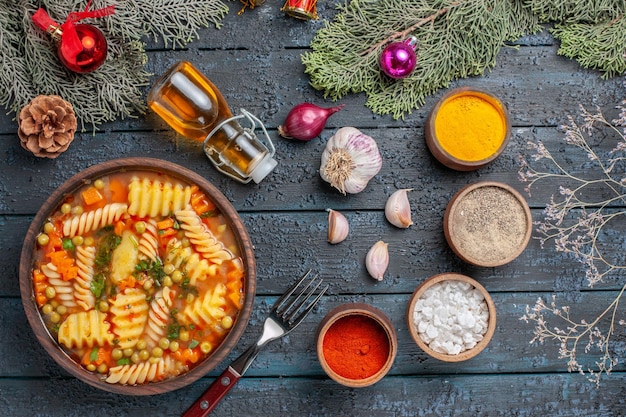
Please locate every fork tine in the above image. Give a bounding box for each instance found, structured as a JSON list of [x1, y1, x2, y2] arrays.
[[278, 275, 322, 318], [271, 269, 313, 313], [286, 284, 328, 327]]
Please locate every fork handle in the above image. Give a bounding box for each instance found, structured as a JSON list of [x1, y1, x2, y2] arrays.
[[181, 366, 241, 417]]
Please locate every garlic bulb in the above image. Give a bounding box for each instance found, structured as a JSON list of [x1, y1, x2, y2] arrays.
[[365, 240, 389, 281], [385, 189, 413, 228], [327, 209, 349, 244], [320, 127, 382, 195]]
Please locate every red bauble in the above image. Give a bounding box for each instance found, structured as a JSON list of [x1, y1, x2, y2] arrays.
[[58, 24, 107, 73]]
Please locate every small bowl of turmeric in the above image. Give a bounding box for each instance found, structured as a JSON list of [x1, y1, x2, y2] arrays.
[[425, 87, 511, 171], [316, 303, 397, 388]]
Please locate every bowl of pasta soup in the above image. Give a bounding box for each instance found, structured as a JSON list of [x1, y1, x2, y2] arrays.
[[19, 158, 256, 395]]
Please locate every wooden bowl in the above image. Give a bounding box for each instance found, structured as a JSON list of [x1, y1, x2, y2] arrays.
[[443, 181, 532, 267], [19, 157, 256, 395], [425, 87, 511, 171], [406, 273, 496, 362], [316, 303, 397, 388]]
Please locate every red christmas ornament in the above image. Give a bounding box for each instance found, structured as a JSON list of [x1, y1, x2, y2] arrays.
[[32, 1, 115, 73]]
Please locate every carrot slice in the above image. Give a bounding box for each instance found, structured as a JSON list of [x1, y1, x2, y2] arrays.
[[157, 218, 175, 230], [81, 186, 104, 206], [108, 178, 128, 203]]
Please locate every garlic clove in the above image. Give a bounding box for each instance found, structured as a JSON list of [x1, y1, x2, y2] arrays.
[[385, 188, 413, 228], [365, 240, 389, 281], [327, 208, 349, 244]]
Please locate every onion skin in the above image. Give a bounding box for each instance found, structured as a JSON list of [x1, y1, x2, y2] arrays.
[[278, 103, 345, 141]]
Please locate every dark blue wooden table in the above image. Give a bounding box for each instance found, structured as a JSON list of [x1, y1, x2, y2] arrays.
[[1, 5, 626, 416]]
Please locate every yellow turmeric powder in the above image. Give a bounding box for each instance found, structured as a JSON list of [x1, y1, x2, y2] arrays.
[[434, 92, 506, 162]]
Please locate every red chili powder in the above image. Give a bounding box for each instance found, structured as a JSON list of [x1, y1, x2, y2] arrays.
[[322, 315, 390, 380]]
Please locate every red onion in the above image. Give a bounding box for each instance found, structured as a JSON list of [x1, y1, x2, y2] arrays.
[[278, 103, 345, 141]]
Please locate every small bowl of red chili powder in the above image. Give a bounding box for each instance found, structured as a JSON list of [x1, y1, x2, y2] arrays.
[[316, 303, 397, 388]]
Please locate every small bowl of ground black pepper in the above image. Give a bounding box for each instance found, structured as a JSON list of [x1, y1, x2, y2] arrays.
[[444, 181, 532, 267], [407, 273, 496, 362], [425, 87, 511, 171], [316, 303, 397, 388]]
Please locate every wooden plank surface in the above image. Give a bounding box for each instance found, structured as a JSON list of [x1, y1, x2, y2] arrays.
[[1, 5, 626, 417]]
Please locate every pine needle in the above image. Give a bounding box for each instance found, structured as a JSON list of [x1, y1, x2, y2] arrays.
[[303, 0, 540, 119], [0, 0, 229, 130]]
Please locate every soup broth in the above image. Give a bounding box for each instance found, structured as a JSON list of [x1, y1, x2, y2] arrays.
[[30, 171, 245, 386]]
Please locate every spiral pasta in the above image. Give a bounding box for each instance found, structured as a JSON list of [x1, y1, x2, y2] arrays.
[[73, 246, 97, 311], [41, 263, 77, 308], [174, 207, 234, 264], [57, 310, 114, 349], [144, 287, 173, 349], [62, 203, 128, 237], [137, 219, 160, 262], [179, 282, 228, 330], [166, 243, 214, 286], [105, 356, 181, 385], [128, 177, 192, 218], [110, 288, 149, 350]]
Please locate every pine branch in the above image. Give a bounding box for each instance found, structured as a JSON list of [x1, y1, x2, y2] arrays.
[[303, 0, 539, 119], [551, 17, 626, 79], [0, 0, 230, 130]]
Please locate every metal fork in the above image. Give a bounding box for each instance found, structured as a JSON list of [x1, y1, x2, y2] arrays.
[[182, 270, 328, 417]]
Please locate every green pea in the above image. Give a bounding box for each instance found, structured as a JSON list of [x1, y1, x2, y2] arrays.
[[163, 263, 175, 275], [61, 203, 72, 214], [171, 270, 183, 283], [94, 179, 105, 189], [111, 348, 123, 360], [43, 222, 55, 234], [151, 347, 163, 358], [97, 364, 108, 374], [86, 364, 97, 372], [131, 353, 141, 364], [56, 305, 67, 315], [158, 338, 170, 350], [37, 234, 50, 246], [139, 349, 150, 361], [221, 316, 233, 330], [72, 236, 84, 247], [45, 286, 56, 299], [42, 304, 54, 315], [163, 276, 173, 287], [136, 340, 147, 351], [179, 329, 190, 342], [49, 312, 61, 323], [123, 348, 133, 357], [98, 301, 109, 313], [168, 341, 180, 352]]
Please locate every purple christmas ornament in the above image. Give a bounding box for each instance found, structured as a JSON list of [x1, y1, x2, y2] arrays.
[[379, 36, 418, 79]]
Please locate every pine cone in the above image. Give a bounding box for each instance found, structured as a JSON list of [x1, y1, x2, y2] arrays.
[[18, 95, 77, 159]]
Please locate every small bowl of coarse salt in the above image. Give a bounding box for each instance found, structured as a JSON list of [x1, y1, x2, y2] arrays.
[[406, 273, 496, 362]]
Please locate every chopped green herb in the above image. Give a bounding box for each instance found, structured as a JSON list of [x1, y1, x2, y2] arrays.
[[200, 210, 218, 218], [62, 238, 75, 251], [117, 358, 131, 366], [188, 340, 200, 349], [91, 274, 106, 298], [134, 259, 166, 286], [90, 347, 99, 362]]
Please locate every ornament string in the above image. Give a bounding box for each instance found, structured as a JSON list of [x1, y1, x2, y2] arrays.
[[32, 1, 115, 66]]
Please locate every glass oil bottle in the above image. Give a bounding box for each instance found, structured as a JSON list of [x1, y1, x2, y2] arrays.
[[147, 61, 277, 183]]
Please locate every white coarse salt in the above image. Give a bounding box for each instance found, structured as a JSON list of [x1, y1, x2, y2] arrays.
[[413, 280, 489, 355]]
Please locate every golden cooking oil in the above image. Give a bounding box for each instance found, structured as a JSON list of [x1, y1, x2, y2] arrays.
[[148, 61, 276, 183]]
